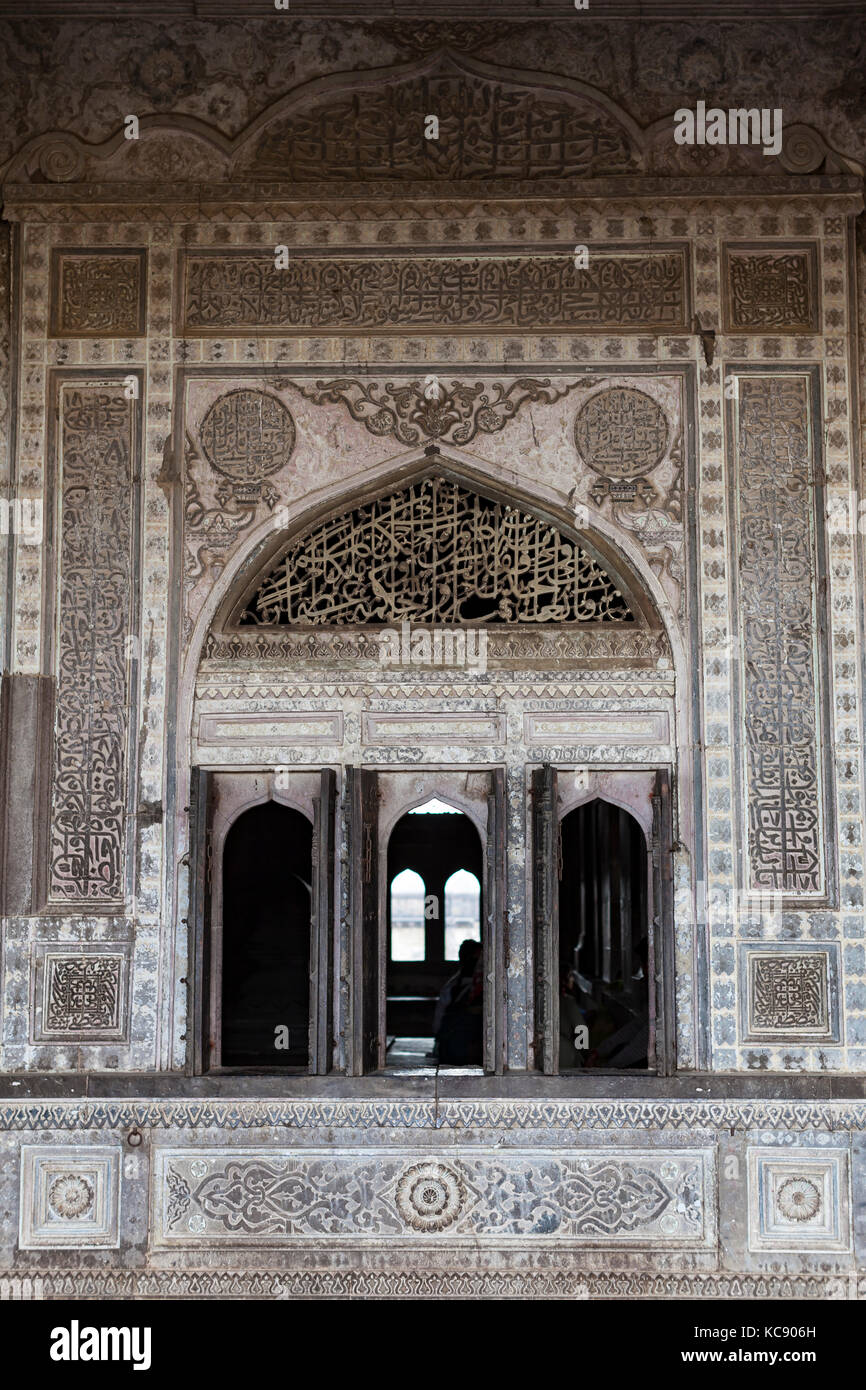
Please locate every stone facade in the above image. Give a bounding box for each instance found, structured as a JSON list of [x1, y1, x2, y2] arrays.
[[0, 5, 864, 1298]]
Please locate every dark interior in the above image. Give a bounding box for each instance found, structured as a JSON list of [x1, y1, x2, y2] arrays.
[[559, 799, 650, 1070], [221, 801, 312, 1068], [386, 807, 483, 1058]]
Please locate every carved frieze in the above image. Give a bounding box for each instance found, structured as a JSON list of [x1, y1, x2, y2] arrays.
[[202, 627, 667, 668], [730, 375, 827, 896], [722, 244, 819, 332], [49, 249, 147, 338], [154, 1148, 714, 1245], [48, 381, 138, 904], [180, 250, 689, 335], [240, 477, 635, 626]]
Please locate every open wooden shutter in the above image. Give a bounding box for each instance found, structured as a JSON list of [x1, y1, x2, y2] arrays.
[[309, 768, 336, 1074], [485, 767, 506, 1075], [531, 764, 559, 1074], [348, 767, 380, 1075], [188, 766, 213, 1076], [650, 768, 676, 1075]]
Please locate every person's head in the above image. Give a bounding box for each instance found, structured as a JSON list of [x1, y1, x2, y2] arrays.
[[458, 938, 481, 974], [560, 963, 577, 994]]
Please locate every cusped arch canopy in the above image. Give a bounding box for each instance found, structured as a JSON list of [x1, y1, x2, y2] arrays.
[[227, 470, 660, 632]]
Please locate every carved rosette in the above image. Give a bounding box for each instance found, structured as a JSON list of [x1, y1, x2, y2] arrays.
[[394, 1162, 467, 1232]]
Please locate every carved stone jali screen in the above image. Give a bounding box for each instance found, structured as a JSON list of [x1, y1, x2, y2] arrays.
[[240, 476, 635, 627]]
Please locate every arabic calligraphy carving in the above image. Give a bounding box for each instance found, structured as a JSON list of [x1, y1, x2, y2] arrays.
[[724, 246, 818, 332], [750, 953, 829, 1034], [181, 253, 688, 334], [244, 73, 635, 181], [49, 385, 136, 902], [50, 251, 147, 337], [734, 376, 824, 894], [199, 390, 295, 503], [240, 477, 634, 627]]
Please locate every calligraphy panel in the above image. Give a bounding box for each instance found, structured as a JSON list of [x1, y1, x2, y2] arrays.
[[730, 374, 829, 897], [49, 250, 147, 338], [739, 944, 840, 1043], [243, 73, 635, 182], [180, 250, 688, 335], [722, 245, 819, 333], [240, 476, 634, 627], [47, 379, 139, 903]]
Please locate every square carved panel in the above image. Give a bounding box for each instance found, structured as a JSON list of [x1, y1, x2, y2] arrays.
[[748, 1148, 850, 1253], [722, 244, 819, 333], [738, 942, 839, 1043], [19, 1146, 121, 1249], [31, 943, 131, 1042], [49, 248, 147, 337]]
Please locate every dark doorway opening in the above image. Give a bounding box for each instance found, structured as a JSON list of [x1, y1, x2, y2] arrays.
[[386, 800, 483, 1068], [558, 799, 651, 1071], [221, 801, 312, 1068]]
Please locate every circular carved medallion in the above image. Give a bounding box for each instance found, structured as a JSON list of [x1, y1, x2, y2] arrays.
[[48, 1174, 94, 1220], [395, 1161, 465, 1232], [574, 387, 669, 479], [199, 390, 296, 483], [776, 1177, 821, 1223]]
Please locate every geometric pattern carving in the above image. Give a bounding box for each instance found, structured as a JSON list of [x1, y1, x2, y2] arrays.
[[732, 376, 825, 895], [240, 477, 634, 627], [747, 1149, 850, 1253], [32, 945, 130, 1041], [739, 943, 838, 1043], [199, 390, 295, 503], [574, 387, 669, 478], [49, 250, 147, 338], [298, 377, 584, 448], [18, 1147, 121, 1249], [723, 245, 818, 333], [48, 383, 137, 902], [153, 1148, 714, 1246], [243, 72, 636, 182], [181, 252, 688, 335]]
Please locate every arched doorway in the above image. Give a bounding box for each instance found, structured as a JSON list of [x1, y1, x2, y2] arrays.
[[220, 801, 313, 1069], [558, 799, 650, 1071], [385, 798, 484, 1067]]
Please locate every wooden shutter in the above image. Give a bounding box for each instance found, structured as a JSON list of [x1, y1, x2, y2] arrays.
[[309, 768, 336, 1074], [188, 766, 213, 1076], [485, 767, 506, 1075], [531, 764, 559, 1074], [650, 768, 676, 1075], [348, 767, 380, 1075]]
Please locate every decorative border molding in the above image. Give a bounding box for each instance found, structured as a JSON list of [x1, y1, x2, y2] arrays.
[[2, 1098, 866, 1132], [0, 1267, 853, 1301]]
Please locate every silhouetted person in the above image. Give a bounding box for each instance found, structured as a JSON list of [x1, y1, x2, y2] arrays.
[[559, 964, 587, 1069], [433, 938, 483, 1065]]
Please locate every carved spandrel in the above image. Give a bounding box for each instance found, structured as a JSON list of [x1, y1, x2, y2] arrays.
[[181, 251, 688, 335]]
